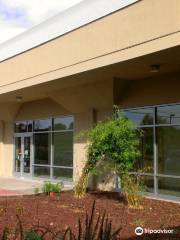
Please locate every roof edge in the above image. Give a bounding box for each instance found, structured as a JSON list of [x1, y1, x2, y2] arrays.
[[0, 0, 139, 62]]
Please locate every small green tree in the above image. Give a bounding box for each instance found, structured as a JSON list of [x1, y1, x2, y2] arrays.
[[74, 106, 140, 199]]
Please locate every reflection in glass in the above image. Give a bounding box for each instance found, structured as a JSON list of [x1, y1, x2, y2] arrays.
[[53, 167, 73, 179], [15, 122, 27, 133], [158, 177, 180, 197], [34, 119, 51, 132], [142, 176, 154, 193], [157, 126, 180, 176], [34, 133, 51, 165], [54, 117, 74, 131], [23, 137, 30, 173], [135, 128, 154, 172], [34, 166, 50, 178], [15, 137, 21, 172], [124, 108, 154, 126], [53, 132, 73, 167], [157, 105, 180, 125], [27, 121, 33, 132]]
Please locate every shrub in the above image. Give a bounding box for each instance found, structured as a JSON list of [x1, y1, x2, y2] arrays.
[[42, 181, 63, 195], [74, 106, 140, 198]]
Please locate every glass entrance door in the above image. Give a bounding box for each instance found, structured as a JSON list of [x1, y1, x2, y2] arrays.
[[14, 134, 32, 177]]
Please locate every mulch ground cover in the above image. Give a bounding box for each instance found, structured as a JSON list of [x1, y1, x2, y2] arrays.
[[0, 191, 179, 239]]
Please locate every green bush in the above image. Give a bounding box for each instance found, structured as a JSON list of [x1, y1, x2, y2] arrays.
[[24, 231, 42, 240], [42, 181, 63, 194], [74, 106, 140, 198]]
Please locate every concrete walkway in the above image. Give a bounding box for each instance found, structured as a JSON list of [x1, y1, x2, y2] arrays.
[[0, 177, 73, 196], [0, 177, 43, 196]]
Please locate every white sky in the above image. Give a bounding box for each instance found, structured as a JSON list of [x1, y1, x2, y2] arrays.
[[0, 0, 83, 44]]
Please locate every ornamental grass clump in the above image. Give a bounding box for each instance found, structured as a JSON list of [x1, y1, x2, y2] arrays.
[[122, 175, 143, 209]]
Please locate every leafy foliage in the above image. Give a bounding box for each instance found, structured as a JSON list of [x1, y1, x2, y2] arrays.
[[74, 106, 140, 198], [24, 231, 42, 240], [42, 181, 63, 195]]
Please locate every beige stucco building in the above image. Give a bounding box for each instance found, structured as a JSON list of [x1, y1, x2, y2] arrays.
[[0, 0, 180, 200]]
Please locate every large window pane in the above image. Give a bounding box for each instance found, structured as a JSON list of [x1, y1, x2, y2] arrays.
[[54, 116, 74, 131], [27, 121, 33, 132], [53, 132, 73, 167], [15, 121, 27, 133], [124, 108, 154, 126], [53, 167, 73, 179], [157, 126, 180, 175], [34, 166, 50, 178], [34, 119, 51, 132], [34, 133, 51, 165], [135, 128, 154, 173], [142, 176, 154, 193], [15, 137, 21, 172], [157, 105, 180, 125], [158, 177, 180, 197]]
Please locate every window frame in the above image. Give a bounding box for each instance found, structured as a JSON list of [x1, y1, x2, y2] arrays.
[[123, 103, 180, 198], [14, 115, 74, 181]]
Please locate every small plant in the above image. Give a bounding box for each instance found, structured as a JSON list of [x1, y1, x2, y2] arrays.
[[15, 204, 24, 216], [75, 201, 121, 240], [24, 231, 43, 240], [1, 226, 10, 240], [42, 181, 63, 195], [1, 201, 121, 240], [132, 218, 145, 226]]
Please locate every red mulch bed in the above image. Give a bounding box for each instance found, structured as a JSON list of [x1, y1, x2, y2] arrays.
[[0, 191, 179, 239]]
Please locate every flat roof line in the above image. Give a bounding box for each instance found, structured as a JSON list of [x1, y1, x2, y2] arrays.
[[0, 0, 139, 62]]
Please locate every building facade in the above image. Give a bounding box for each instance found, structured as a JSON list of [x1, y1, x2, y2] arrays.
[[0, 0, 180, 200]]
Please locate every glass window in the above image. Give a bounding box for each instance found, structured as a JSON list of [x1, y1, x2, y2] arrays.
[[53, 132, 73, 167], [53, 167, 73, 179], [34, 133, 51, 165], [34, 119, 51, 132], [27, 121, 33, 132], [15, 137, 21, 172], [134, 128, 154, 173], [54, 116, 74, 131], [34, 166, 50, 178], [157, 126, 180, 176], [15, 121, 27, 133], [157, 105, 180, 125], [142, 176, 154, 193], [124, 108, 154, 126], [158, 177, 180, 197]]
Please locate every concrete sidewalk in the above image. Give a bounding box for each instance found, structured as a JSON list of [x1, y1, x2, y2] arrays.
[[0, 177, 73, 196], [0, 177, 43, 196]]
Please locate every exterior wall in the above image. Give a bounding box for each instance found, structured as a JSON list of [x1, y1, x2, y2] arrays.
[[0, 0, 180, 94], [0, 122, 13, 177], [15, 98, 70, 121], [0, 121, 4, 175], [73, 110, 95, 183], [116, 73, 180, 108]]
